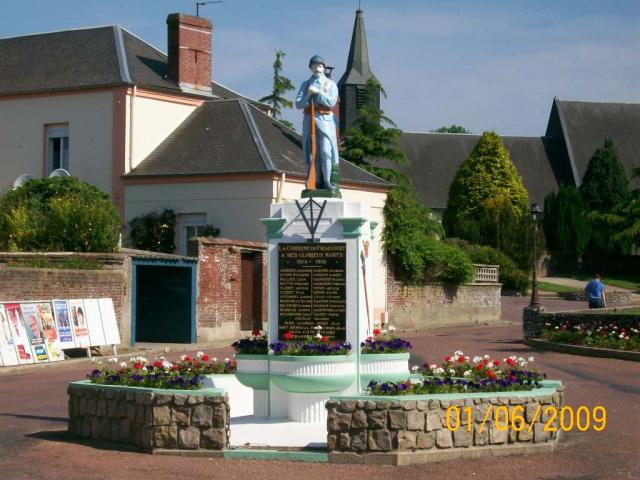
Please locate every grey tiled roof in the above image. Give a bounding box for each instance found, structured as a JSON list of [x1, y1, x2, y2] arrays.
[[127, 99, 390, 188], [556, 100, 640, 189], [385, 132, 559, 209], [0, 26, 267, 109]]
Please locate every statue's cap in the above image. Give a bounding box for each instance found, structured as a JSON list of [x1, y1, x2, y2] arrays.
[[308, 54, 326, 68]]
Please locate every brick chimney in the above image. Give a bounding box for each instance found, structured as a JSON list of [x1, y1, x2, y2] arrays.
[[166, 13, 212, 94]]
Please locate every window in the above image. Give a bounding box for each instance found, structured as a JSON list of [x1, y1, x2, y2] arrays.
[[46, 124, 69, 174], [179, 213, 207, 257]]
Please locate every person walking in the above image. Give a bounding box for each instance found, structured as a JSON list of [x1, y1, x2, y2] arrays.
[[585, 274, 606, 309]]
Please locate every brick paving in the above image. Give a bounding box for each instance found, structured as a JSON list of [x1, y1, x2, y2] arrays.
[[0, 296, 638, 480]]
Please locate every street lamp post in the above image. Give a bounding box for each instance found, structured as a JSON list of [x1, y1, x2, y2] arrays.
[[529, 203, 542, 308]]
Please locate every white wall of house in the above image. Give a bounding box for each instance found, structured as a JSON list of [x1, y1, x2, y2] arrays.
[[125, 93, 198, 172], [0, 91, 113, 193]]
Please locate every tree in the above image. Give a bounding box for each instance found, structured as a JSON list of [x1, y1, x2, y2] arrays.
[[543, 186, 590, 255], [580, 138, 629, 212], [259, 50, 295, 130], [129, 209, 177, 254], [340, 78, 410, 187], [0, 177, 121, 252], [431, 124, 471, 134], [443, 131, 529, 249]]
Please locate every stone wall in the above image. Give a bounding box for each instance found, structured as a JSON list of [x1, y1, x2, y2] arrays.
[[326, 385, 564, 465], [558, 290, 631, 303], [0, 252, 131, 345], [195, 238, 267, 342], [523, 307, 640, 340], [386, 268, 502, 329], [67, 382, 229, 452]]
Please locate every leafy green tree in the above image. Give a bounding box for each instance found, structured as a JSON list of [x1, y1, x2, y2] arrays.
[[341, 78, 410, 187], [443, 132, 529, 259], [383, 188, 473, 284], [128, 209, 176, 254], [0, 177, 121, 252], [580, 139, 629, 212], [431, 124, 471, 134], [543, 186, 590, 255], [259, 50, 295, 130]]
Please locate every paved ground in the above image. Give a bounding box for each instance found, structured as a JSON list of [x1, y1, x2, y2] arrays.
[[1, 296, 639, 480]]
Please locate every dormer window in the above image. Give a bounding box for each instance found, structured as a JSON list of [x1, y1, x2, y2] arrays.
[[46, 124, 69, 174]]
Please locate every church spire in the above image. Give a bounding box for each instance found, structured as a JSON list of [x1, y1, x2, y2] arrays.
[[338, 8, 378, 135]]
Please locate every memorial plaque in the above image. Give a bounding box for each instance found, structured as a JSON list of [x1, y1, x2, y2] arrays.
[[278, 243, 347, 341]]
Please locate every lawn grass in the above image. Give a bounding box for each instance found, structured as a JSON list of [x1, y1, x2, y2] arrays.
[[609, 307, 640, 315], [570, 274, 640, 292], [537, 282, 580, 293]]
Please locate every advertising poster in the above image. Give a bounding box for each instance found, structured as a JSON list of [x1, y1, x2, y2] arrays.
[[36, 302, 64, 362], [68, 299, 90, 348], [83, 299, 106, 346], [98, 298, 121, 345], [3, 303, 33, 364], [52, 300, 76, 349], [0, 305, 20, 366], [20, 303, 49, 363]]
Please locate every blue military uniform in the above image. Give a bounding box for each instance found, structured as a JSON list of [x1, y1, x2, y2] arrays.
[[295, 55, 339, 190]]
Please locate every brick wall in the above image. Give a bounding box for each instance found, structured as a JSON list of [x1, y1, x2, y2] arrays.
[[0, 253, 131, 346], [387, 266, 502, 329], [195, 238, 267, 342]]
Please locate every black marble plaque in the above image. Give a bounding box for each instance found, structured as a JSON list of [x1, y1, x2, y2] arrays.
[[278, 242, 347, 341]]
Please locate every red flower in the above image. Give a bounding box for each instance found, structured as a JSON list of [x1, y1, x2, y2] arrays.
[[251, 329, 261, 336], [457, 356, 466, 363], [283, 331, 294, 340], [321, 336, 329, 342], [476, 364, 484, 371], [171, 364, 180, 371], [373, 328, 382, 335], [492, 360, 500, 366], [183, 356, 192, 362], [153, 361, 163, 368], [444, 356, 451, 362], [201, 354, 209, 362], [133, 362, 143, 369], [506, 358, 516, 367]]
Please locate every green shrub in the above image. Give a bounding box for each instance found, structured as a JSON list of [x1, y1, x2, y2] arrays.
[[128, 209, 176, 253], [543, 186, 590, 255], [447, 239, 530, 294], [0, 177, 120, 252], [384, 187, 472, 284], [580, 139, 629, 212]]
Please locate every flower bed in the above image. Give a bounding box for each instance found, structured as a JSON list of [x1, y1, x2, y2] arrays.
[[360, 326, 412, 354], [539, 318, 639, 351], [87, 352, 236, 390], [269, 327, 352, 355]]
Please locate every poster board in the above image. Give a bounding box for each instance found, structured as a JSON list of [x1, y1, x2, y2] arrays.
[[0, 305, 20, 366], [19, 303, 49, 363], [68, 299, 91, 348], [52, 300, 76, 349], [83, 299, 106, 346], [98, 298, 121, 345], [3, 303, 33, 364], [36, 302, 64, 362]]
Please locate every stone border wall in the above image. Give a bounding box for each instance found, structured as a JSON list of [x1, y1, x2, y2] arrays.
[[68, 383, 229, 453], [558, 290, 631, 303], [326, 386, 563, 465], [523, 307, 640, 340]]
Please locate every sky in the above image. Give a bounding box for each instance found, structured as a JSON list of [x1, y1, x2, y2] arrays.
[[1, 0, 639, 136]]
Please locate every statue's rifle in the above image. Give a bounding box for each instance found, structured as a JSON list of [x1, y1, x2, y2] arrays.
[[308, 96, 317, 190]]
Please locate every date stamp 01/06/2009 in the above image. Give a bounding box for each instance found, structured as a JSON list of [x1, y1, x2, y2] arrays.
[[444, 405, 607, 433]]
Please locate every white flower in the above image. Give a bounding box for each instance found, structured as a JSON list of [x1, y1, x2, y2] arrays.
[[449, 369, 456, 375], [90, 357, 96, 363], [196, 351, 204, 358], [388, 325, 396, 331], [463, 370, 473, 378], [429, 364, 438, 370], [411, 365, 419, 372], [162, 360, 171, 369], [213, 357, 218, 362], [619, 334, 624, 339], [454, 350, 464, 356], [528, 356, 535, 362], [141, 366, 147, 372], [160, 355, 166, 360], [180, 354, 187, 361], [374, 320, 381, 327], [120, 362, 127, 368], [434, 367, 445, 375], [108, 358, 118, 363], [381, 329, 387, 334], [129, 357, 136, 362], [224, 358, 229, 362], [484, 354, 490, 359], [316, 333, 323, 339], [472, 356, 482, 364]]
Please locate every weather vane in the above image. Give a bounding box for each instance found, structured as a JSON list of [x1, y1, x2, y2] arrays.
[[196, 1, 223, 17]]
